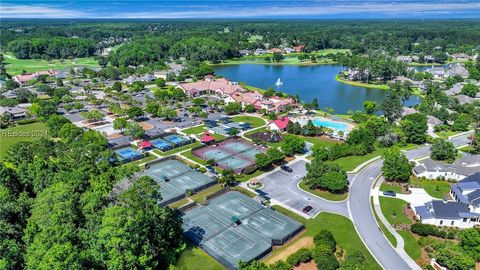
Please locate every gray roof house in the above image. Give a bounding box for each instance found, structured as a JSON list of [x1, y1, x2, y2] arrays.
[[396, 56, 412, 63], [413, 154, 480, 180], [444, 83, 463, 96], [239, 49, 250, 56], [401, 106, 418, 117], [427, 115, 443, 126], [415, 171, 480, 229], [426, 66, 445, 78], [446, 64, 469, 78], [0, 104, 28, 120], [456, 94, 475, 105]]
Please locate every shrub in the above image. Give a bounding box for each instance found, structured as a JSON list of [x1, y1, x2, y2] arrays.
[[16, 119, 38, 125], [313, 245, 339, 270], [286, 248, 311, 266], [313, 230, 336, 252], [411, 223, 446, 238]]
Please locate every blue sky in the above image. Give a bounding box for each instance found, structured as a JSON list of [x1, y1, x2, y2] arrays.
[[2, 1, 480, 19]]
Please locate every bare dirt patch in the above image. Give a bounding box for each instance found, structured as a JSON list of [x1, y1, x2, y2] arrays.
[[264, 236, 314, 265], [138, 121, 154, 131], [293, 261, 317, 270]]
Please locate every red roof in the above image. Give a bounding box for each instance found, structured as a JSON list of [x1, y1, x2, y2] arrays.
[[200, 132, 216, 143], [139, 140, 153, 148], [271, 117, 289, 130]]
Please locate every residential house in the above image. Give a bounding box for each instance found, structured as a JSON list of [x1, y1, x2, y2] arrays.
[[445, 83, 463, 96], [413, 154, 480, 180], [415, 200, 478, 228], [267, 116, 289, 132], [451, 172, 480, 217], [396, 55, 412, 63], [0, 103, 30, 120], [446, 64, 469, 78], [456, 94, 475, 105], [390, 76, 422, 87], [284, 48, 295, 54], [254, 49, 267, 55], [239, 49, 250, 56], [425, 55, 436, 63], [426, 66, 446, 79], [269, 48, 284, 54], [13, 69, 58, 85], [140, 74, 156, 82], [451, 53, 471, 61], [122, 76, 138, 85], [293, 45, 305, 52], [401, 107, 418, 117]]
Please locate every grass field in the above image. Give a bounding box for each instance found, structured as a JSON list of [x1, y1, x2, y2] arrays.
[[329, 147, 387, 172], [3, 53, 99, 75], [231, 115, 266, 128], [434, 130, 462, 139], [176, 243, 224, 270], [269, 206, 381, 270], [0, 122, 49, 160], [397, 230, 421, 261], [379, 197, 412, 225], [409, 178, 451, 199], [380, 182, 406, 194], [299, 181, 348, 201], [371, 197, 397, 247], [154, 142, 202, 156], [335, 75, 389, 90], [182, 125, 207, 135]]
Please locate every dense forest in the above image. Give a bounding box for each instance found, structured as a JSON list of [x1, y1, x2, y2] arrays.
[[2, 19, 480, 62]]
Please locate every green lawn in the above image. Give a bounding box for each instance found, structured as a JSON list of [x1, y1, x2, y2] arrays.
[[0, 122, 49, 160], [379, 182, 406, 194], [330, 147, 387, 172], [3, 53, 99, 75], [379, 197, 412, 225], [235, 169, 264, 182], [397, 230, 421, 261], [231, 115, 266, 128], [271, 206, 381, 270], [335, 75, 389, 90], [176, 243, 224, 270], [181, 151, 207, 165], [182, 125, 207, 135], [126, 153, 157, 167], [409, 178, 451, 199], [299, 181, 348, 201], [371, 197, 397, 247], [434, 130, 462, 139], [300, 135, 340, 147]]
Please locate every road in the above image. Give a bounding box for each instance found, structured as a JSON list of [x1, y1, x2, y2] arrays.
[[258, 132, 472, 270], [348, 132, 472, 270], [259, 160, 349, 218]]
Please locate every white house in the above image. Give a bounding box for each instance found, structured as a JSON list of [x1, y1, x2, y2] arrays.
[[415, 173, 480, 228], [413, 154, 480, 181]]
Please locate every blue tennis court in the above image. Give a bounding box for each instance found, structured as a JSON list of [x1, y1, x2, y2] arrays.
[[150, 138, 173, 151], [115, 147, 143, 162], [163, 134, 190, 146]]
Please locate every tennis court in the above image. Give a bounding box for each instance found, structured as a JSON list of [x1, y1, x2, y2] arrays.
[[163, 134, 191, 146], [192, 138, 265, 173], [143, 159, 216, 205], [182, 192, 304, 269], [114, 147, 143, 163], [150, 138, 173, 151]]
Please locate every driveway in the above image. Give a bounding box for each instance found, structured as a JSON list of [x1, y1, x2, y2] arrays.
[[384, 188, 436, 207], [258, 160, 349, 218]]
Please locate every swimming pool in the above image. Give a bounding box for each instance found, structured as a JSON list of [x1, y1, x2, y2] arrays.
[[312, 119, 349, 132]]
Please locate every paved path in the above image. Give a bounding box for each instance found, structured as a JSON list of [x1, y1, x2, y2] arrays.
[[258, 159, 349, 218]]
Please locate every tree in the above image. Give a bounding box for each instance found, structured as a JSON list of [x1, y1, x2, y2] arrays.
[[93, 176, 183, 269], [155, 78, 166, 88], [228, 128, 240, 137], [381, 91, 402, 123], [158, 107, 177, 120], [113, 117, 128, 132], [459, 228, 480, 261], [45, 115, 69, 137], [461, 83, 478, 97], [304, 158, 348, 192], [5, 80, 20, 90], [112, 81, 122, 92], [435, 245, 476, 270], [281, 135, 305, 156], [313, 230, 336, 252], [340, 250, 366, 270], [363, 100, 379, 115], [224, 102, 242, 115], [400, 113, 428, 144], [266, 148, 285, 164], [244, 104, 256, 113], [272, 52, 284, 62], [81, 110, 104, 123], [255, 153, 272, 170], [381, 147, 412, 182], [124, 122, 145, 138], [451, 113, 471, 132], [431, 139, 457, 162], [58, 123, 83, 141], [313, 245, 339, 270], [219, 170, 236, 186], [311, 98, 319, 110], [126, 106, 144, 119]]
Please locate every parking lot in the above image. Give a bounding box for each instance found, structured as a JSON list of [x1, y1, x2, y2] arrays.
[[258, 160, 349, 217]]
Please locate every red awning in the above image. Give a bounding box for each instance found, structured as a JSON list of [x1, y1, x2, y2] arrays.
[[200, 133, 216, 143], [139, 140, 153, 148]]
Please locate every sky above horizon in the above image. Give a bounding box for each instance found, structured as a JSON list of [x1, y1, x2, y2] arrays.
[[2, 1, 480, 19]]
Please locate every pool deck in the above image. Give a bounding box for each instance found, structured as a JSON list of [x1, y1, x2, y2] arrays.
[[291, 116, 354, 134]]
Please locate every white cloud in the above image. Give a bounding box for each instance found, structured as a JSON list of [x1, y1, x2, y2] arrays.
[[0, 4, 88, 18], [1, 1, 479, 18]]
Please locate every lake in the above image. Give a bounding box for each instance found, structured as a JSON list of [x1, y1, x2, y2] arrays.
[[212, 64, 421, 114]]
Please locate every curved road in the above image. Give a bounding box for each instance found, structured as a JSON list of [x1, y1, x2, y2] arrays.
[[258, 132, 472, 270], [348, 132, 472, 270]]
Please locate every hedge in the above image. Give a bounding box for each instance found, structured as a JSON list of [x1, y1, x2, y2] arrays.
[[286, 248, 311, 266]]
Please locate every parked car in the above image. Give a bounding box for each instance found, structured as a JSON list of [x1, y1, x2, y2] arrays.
[[281, 165, 293, 173], [302, 205, 313, 213], [383, 190, 396, 197]]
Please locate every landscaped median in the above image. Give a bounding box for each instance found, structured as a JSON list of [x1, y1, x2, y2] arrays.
[[298, 180, 348, 201]]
